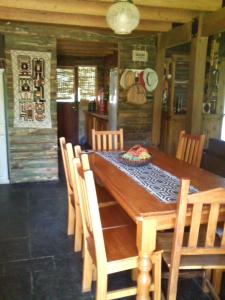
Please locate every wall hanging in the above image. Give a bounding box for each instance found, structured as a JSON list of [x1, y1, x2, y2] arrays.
[[11, 50, 52, 128]]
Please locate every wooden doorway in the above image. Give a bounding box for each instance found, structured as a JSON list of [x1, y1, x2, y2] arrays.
[[57, 102, 79, 145], [56, 67, 79, 145]]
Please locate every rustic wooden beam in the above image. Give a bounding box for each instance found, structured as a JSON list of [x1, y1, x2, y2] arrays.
[[202, 7, 225, 36], [186, 36, 208, 134], [57, 40, 117, 48], [57, 49, 114, 56], [0, 0, 198, 23], [159, 23, 192, 49], [0, 7, 172, 32], [152, 34, 165, 147], [92, 0, 222, 11]]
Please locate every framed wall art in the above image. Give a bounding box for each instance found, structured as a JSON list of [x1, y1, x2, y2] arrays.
[[11, 50, 52, 128]]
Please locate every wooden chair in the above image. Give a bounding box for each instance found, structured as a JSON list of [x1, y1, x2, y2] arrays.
[[176, 130, 205, 167], [157, 179, 225, 300], [66, 144, 133, 252], [74, 145, 82, 158], [59, 137, 75, 236], [76, 153, 162, 300], [92, 128, 124, 151]]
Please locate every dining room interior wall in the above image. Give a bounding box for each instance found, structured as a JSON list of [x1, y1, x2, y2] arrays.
[[4, 33, 58, 183], [118, 35, 156, 147]]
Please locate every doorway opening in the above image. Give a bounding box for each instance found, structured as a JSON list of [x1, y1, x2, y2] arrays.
[[56, 38, 118, 176]]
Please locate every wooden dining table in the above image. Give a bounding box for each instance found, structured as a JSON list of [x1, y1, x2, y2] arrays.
[[89, 147, 225, 300]]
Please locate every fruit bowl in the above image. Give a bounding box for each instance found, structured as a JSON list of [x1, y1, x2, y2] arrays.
[[119, 145, 152, 167]]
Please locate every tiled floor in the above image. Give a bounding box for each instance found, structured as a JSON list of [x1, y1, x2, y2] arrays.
[[0, 179, 224, 300]]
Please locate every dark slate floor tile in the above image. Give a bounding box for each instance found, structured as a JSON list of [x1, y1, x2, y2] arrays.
[[32, 272, 57, 300], [30, 233, 73, 258], [162, 278, 211, 300], [28, 181, 66, 201], [0, 272, 32, 300], [0, 237, 30, 263], [3, 256, 55, 276], [0, 191, 28, 217], [0, 215, 28, 240], [1, 180, 225, 300]]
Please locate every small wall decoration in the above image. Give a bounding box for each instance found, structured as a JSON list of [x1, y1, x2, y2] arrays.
[[132, 50, 148, 62], [11, 50, 52, 128]]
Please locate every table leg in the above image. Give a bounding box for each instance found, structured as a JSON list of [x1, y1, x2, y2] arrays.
[[136, 219, 157, 300]]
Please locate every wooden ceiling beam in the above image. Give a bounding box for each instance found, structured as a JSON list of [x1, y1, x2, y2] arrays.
[[57, 44, 117, 50], [58, 52, 110, 57], [91, 0, 222, 11], [201, 7, 225, 36], [0, 0, 199, 23], [58, 49, 116, 54], [57, 43, 117, 51], [159, 23, 192, 49], [0, 7, 172, 32], [57, 40, 117, 47], [57, 48, 116, 54]]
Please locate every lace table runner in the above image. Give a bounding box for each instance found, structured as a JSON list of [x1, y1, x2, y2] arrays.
[[96, 151, 198, 203]]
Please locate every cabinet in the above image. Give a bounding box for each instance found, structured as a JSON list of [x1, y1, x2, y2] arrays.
[[161, 55, 189, 155], [85, 112, 108, 146], [0, 69, 9, 184]]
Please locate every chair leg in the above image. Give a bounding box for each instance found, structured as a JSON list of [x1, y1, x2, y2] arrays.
[[152, 253, 162, 300], [202, 270, 211, 293], [74, 205, 82, 252], [82, 245, 93, 293], [67, 194, 75, 235], [167, 266, 179, 300], [212, 270, 223, 295], [96, 270, 108, 300]]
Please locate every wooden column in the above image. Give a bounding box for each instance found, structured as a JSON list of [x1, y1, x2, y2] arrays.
[[152, 35, 165, 147], [186, 36, 208, 134]]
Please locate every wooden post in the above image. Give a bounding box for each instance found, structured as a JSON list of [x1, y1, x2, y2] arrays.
[[186, 36, 208, 134], [152, 34, 165, 147]]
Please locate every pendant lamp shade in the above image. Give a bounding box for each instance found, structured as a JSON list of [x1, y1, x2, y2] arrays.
[[106, 0, 140, 35]]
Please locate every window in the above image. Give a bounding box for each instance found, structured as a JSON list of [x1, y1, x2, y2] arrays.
[[56, 68, 75, 102], [78, 66, 97, 102], [56, 66, 97, 103]]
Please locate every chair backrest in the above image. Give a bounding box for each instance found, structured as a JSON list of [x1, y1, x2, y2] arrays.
[[59, 137, 73, 193], [169, 179, 225, 297], [74, 145, 82, 158], [80, 154, 107, 269], [176, 130, 205, 167], [91, 128, 124, 151]]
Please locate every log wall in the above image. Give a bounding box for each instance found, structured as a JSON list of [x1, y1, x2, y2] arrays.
[[0, 21, 156, 182], [118, 36, 156, 146], [4, 34, 58, 183]]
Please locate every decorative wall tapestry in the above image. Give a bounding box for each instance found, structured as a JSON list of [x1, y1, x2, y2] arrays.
[[11, 50, 52, 128]]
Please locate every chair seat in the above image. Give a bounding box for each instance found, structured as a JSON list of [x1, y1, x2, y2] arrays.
[[100, 205, 134, 230], [87, 224, 138, 267], [163, 252, 225, 270], [103, 225, 138, 262], [157, 232, 225, 270], [157, 230, 222, 251]]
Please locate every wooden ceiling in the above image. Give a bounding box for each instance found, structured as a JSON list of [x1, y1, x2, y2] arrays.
[[0, 0, 223, 57], [0, 0, 222, 33], [57, 39, 118, 57]]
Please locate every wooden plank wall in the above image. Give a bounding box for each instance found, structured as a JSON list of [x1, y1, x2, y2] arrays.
[[118, 36, 156, 147], [5, 34, 58, 183]]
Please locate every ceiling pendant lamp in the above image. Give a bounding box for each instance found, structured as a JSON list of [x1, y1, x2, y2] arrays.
[[106, 0, 140, 35]]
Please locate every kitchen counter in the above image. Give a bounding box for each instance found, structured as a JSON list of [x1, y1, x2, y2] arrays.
[[84, 111, 108, 146]]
